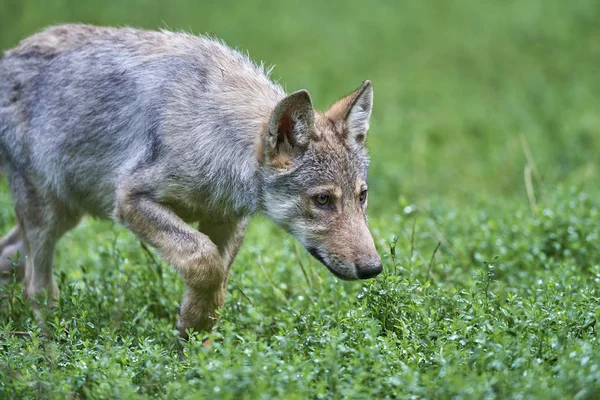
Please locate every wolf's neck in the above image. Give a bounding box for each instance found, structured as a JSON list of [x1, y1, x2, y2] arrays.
[[183, 105, 277, 219], [171, 64, 285, 219]]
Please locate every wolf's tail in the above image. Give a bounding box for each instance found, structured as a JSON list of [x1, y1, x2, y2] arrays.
[[0, 54, 7, 177], [0, 114, 5, 179]]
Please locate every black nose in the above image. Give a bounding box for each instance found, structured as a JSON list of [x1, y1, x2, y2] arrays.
[[356, 262, 383, 279]]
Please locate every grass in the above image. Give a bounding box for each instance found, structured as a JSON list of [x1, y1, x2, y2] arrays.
[[1, 0, 599, 398]]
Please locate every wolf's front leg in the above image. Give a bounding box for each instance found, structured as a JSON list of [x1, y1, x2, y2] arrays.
[[115, 190, 225, 340]]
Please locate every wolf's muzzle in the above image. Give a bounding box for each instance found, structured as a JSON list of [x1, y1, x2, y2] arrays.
[[356, 261, 383, 279]]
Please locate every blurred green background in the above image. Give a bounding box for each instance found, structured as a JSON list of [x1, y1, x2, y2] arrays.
[[1, 1, 599, 398], [2, 0, 597, 213]]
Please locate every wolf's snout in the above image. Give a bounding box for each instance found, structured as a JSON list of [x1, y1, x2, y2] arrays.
[[356, 260, 383, 279]]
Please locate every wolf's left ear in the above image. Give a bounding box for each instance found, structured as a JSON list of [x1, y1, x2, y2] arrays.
[[327, 80, 373, 145]]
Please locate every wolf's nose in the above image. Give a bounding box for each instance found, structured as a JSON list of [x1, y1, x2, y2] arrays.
[[356, 262, 383, 279]]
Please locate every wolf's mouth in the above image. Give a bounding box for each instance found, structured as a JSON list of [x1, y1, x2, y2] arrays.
[[306, 247, 354, 280]]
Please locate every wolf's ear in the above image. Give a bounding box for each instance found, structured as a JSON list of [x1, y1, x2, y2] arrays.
[[265, 89, 315, 167], [327, 80, 373, 145]]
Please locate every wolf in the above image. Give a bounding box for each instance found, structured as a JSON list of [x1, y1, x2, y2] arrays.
[[0, 24, 382, 339]]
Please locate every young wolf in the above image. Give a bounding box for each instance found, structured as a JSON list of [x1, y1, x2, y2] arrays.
[[0, 24, 382, 339]]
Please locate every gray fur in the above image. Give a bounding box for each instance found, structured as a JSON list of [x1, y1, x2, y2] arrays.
[[0, 24, 381, 339], [1, 25, 283, 218]]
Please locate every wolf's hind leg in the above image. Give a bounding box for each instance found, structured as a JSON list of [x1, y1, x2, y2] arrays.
[[0, 226, 26, 285], [0, 226, 25, 282], [8, 174, 80, 317], [116, 186, 226, 340], [0, 226, 21, 249]]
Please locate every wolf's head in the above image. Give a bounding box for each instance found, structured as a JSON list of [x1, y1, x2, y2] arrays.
[[260, 81, 382, 280]]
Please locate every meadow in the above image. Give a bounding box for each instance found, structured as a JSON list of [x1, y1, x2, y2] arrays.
[[0, 0, 599, 398]]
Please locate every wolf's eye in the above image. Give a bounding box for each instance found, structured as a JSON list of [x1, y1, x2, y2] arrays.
[[315, 194, 330, 207], [359, 189, 368, 204]]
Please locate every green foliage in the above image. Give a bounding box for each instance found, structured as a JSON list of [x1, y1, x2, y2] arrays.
[[1, 1, 599, 398]]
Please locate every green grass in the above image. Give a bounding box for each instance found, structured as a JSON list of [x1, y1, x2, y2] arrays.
[[1, 0, 599, 398]]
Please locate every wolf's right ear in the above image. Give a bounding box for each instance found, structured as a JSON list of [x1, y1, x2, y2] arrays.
[[265, 90, 315, 168]]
